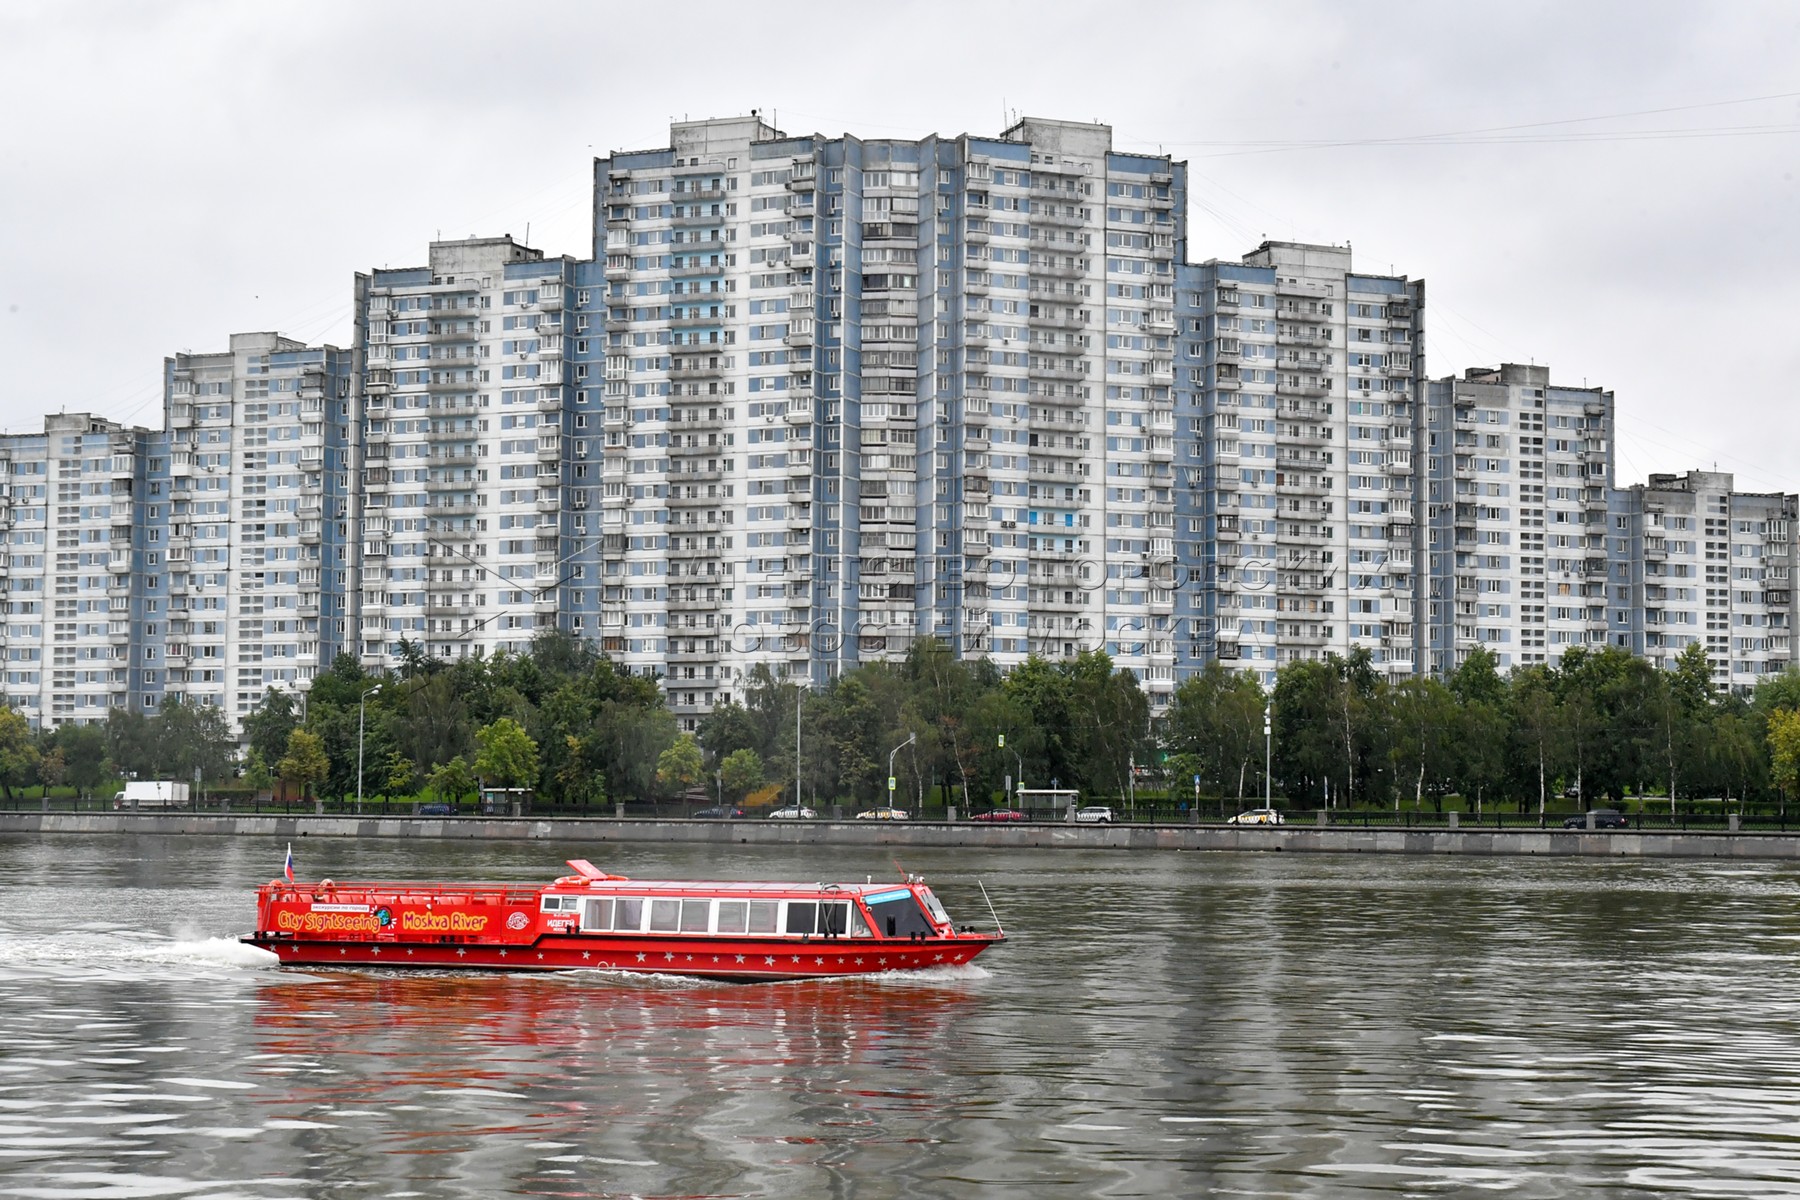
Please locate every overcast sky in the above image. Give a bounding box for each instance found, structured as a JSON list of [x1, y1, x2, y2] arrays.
[[2, 0, 1796, 490]]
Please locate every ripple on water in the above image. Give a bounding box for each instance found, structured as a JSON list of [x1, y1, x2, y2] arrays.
[[6, 836, 1800, 1197]]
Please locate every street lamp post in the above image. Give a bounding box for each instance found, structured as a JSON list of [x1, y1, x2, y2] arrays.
[[1263, 701, 1272, 813], [356, 683, 382, 815], [889, 732, 917, 815], [999, 734, 1023, 808]]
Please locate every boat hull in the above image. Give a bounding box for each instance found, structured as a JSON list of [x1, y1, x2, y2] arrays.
[[243, 931, 1001, 981]]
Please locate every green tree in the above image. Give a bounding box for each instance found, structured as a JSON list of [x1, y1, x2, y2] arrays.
[[243, 688, 301, 769], [429, 756, 476, 805], [37, 746, 66, 795], [0, 706, 40, 801], [155, 694, 238, 786], [277, 729, 330, 801], [655, 733, 704, 798], [697, 701, 760, 763], [1767, 708, 1800, 810], [242, 748, 275, 796], [102, 709, 156, 782], [1169, 662, 1266, 804], [1509, 665, 1562, 818], [56, 723, 110, 800], [382, 750, 416, 797], [720, 747, 764, 801], [473, 717, 540, 789], [1387, 676, 1455, 812]]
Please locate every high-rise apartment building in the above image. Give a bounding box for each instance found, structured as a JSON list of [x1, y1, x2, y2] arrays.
[[587, 116, 1186, 725], [163, 333, 356, 718], [1422, 364, 1616, 673], [12, 110, 1790, 735], [1611, 470, 1797, 688], [0, 413, 159, 727], [1176, 242, 1425, 687], [355, 238, 578, 670]]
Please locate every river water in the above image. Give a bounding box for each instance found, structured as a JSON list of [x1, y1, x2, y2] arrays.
[[3, 834, 1800, 1198]]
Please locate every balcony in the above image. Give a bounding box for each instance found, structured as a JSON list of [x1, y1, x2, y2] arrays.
[[1276, 378, 1329, 399], [1032, 258, 1087, 279], [1029, 308, 1088, 331], [1033, 205, 1086, 228], [669, 256, 724, 278]]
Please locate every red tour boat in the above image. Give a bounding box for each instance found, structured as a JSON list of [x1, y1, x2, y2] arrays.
[[244, 859, 1006, 981]]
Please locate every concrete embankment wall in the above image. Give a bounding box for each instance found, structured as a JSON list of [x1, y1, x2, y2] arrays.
[[4, 813, 1798, 860]]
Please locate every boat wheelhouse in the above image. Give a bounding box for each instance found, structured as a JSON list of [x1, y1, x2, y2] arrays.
[[244, 859, 1005, 981]]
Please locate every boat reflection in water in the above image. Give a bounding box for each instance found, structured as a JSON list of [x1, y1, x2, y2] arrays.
[[248, 965, 988, 1181]]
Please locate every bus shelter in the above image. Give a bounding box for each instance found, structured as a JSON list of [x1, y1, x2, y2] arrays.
[[1014, 788, 1080, 821]]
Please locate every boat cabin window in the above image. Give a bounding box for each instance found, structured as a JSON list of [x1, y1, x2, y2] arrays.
[[785, 902, 818, 935], [615, 897, 646, 931], [649, 899, 682, 933], [543, 895, 577, 913], [680, 899, 710, 933], [707, 899, 779, 935], [783, 900, 860, 937], [864, 888, 936, 938], [918, 889, 951, 926], [582, 896, 649, 932], [579, 895, 826, 937], [581, 898, 612, 930]]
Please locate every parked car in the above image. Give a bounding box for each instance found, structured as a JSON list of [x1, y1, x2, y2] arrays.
[[854, 807, 909, 821], [1228, 808, 1284, 825], [767, 805, 817, 820], [694, 806, 745, 820], [971, 808, 1026, 823], [418, 802, 455, 816], [1073, 806, 1114, 824], [1564, 808, 1629, 829]]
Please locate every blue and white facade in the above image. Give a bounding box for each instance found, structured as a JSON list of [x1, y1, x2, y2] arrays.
[[1610, 469, 1797, 689], [1422, 363, 1615, 674], [1176, 242, 1425, 687], [164, 333, 356, 719], [590, 115, 1187, 724], [0, 414, 160, 727], [12, 110, 1793, 737], [354, 237, 577, 670]]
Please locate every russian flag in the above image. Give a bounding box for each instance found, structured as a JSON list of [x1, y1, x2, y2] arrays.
[[284, 843, 295, 884]]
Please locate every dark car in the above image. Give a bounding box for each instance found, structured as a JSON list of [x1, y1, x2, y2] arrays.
[[419, 802, 454, 816], [1564, 808, 1629, 830], [694, 806, 745, 820], [971, 808, 1026, 823]]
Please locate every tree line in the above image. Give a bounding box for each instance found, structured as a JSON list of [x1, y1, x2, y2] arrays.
[[4, 634, 1800, 814]]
